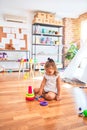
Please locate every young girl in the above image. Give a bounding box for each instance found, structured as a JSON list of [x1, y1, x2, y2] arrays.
[[34, 58, 61, 101]]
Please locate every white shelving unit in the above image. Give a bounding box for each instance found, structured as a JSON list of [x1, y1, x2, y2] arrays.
[[32, 23, 64, 69], [0, 50, 30, 71]]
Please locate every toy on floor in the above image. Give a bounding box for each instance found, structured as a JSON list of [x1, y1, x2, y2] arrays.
[[40, 101, 48, 106], [35, 95, 45, 102], [35, 95, 48, 106], [8, 69, 13, 73], [24, 72, 29, 80], [26, 86, 35, 101], [78, 107, 87, 117]]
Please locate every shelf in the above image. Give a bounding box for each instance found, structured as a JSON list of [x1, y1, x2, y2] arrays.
[[33, 23, 63, 28], [0, 50, 29, 52], [32, 43, 56, 46], [4, 68, 29, 72], [38, 53, 63, 55], [32, 33, 63, 37], [0, 50, 30, 70], [0, 60, 18, 62], [32, 23, 64, 68]]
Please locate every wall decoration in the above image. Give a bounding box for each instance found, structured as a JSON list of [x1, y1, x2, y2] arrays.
[[0, 26, 28, 50]]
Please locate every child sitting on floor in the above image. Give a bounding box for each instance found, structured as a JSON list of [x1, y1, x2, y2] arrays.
[[34, 58, 61, 101]]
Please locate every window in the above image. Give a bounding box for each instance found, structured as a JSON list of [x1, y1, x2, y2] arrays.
[[81, 20, 87, 47]]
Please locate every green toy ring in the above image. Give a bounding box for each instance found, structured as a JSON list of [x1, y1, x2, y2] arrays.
[[26, 93, 34, 97]]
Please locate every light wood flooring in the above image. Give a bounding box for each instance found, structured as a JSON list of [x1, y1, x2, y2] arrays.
[[0, 72, 87, 130]]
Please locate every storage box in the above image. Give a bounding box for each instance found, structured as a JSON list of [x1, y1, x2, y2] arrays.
[[34, 12, 46, 18], [46, 13, 55, 19], [42, 19, 49, 24], [57, 20, 63, 25], [32, 18, 43, 24], [49, 19, 55, 25]]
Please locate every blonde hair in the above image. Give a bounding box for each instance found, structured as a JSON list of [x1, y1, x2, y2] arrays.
[[44, 58, 58, 76]]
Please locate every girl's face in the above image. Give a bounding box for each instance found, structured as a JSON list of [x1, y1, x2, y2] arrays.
[[45, 66, 55, 76]]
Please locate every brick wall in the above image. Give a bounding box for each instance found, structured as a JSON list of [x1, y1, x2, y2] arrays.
[[63, 12, 87, 67], [63, 12, 87, 48], [79, 12, 87, 21]]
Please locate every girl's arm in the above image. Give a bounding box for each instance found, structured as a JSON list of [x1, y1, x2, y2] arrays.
[[38, 77, 47, 95], [56, 75, 61, 101]]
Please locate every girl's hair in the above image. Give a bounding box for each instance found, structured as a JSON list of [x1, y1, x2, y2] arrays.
[[44, 58, 58, 76]]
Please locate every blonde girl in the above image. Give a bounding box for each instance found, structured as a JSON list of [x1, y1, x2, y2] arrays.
[[34, 58, 61, 101]]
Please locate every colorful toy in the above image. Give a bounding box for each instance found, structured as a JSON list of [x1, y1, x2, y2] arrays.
[[35, 95, 48, 106], [25, 86, 35, 101], [18, 59, 29, 62], [0, 52, 8, 60], [83, 110, 87, 117], [24, 72, 29, 80], [78, 107, 87, 117], [35, 95, 45, 102], [8, 69, 13, 73], [29, 58, 33, 64], [40, 101, 48, 106]]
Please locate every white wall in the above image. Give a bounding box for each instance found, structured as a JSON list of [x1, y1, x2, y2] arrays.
[[0, 8, 34, 52], [0, 8, 34, 70]]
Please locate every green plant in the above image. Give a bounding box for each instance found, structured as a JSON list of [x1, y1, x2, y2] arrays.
[[65, 44, 78, 60]]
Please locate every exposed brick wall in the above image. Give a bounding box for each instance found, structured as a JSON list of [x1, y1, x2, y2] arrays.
[[79, 12, 87, 21], [63, 12, 87, 49], [63, 12, 87, 67]]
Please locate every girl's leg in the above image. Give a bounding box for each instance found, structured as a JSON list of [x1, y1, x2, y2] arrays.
[[33, 88, 40, 95], [44, 92, 56, 101]]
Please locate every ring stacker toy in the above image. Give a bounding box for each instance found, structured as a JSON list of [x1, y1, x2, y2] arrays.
[[40, 101, 48, 106], [26, 86, 35, 101]]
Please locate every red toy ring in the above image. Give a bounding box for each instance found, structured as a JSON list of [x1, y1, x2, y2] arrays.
[[38, 98, 44, 102], [40, 101, 48, 106]]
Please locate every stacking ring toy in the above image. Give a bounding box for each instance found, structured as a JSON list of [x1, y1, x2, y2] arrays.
[[40, 101, 48, 106], [38, 98, 44, 102], [25, 93, 35, 101], [26, 93, 34, 97], [26, 97, 35, 101]]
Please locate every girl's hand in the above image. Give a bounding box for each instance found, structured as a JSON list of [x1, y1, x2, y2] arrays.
[[56, 95, 61, 101], [38, 89, 43, 96]]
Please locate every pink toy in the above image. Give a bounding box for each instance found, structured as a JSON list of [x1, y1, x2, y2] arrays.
[[28, 86, 32, 93], [26, 86, 35, 101]]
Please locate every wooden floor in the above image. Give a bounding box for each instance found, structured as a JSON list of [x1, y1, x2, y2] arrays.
[[0, 72, 87, 130]]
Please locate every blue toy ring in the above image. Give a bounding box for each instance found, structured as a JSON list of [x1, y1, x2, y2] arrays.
[[40, 101, 48, 106]]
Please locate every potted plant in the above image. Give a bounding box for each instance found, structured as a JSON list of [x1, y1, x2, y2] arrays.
[[65, 43, 78, 65]]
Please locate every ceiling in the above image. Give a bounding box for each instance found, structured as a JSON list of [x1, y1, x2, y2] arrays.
[[0, 0, 87, 18]]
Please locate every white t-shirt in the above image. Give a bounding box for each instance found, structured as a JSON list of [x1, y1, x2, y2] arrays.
[[44, 73, 59, 93]]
